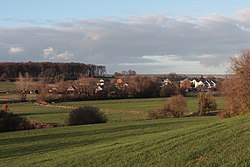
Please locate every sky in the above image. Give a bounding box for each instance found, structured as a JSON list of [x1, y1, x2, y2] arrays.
[[1, 0, 250, 74]]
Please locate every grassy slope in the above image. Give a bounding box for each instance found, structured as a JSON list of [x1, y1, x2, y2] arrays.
[[8, 97, 224, 123], [2, 97, 247, 167], [0, 114, 249, 167]]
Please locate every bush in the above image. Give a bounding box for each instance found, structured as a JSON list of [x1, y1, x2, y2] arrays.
[[0, 110, 30, 132], [66, 106, 107, 126], [197, 93, 217, 116], [219, 99, 240, 118], [149, 109, 166, 119], [149, 109, 174, 119], [163, 95, 187, 118]]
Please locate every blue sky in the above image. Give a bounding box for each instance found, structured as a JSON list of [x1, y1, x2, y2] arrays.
[[1, 0, 249, 21], [1, 1, 250, 74]]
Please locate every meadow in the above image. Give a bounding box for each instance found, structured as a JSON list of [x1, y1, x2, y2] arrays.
[[7, 97, 224, 123], [1, 97, 249, 167]]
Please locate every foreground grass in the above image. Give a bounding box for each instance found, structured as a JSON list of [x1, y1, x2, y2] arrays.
[[0, 114, 249, 167]]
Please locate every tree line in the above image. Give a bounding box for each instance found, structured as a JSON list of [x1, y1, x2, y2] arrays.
[[0, 62, 106, 82]]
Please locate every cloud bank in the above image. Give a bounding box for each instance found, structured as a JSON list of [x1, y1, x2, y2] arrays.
[[1, 8, 250, 74]]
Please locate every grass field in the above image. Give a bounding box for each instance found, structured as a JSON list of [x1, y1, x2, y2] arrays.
[[1, 97, 249, 167], [7, 97, 224, 123], [0, 114, 249, 167], [0, 81, 17, 92]]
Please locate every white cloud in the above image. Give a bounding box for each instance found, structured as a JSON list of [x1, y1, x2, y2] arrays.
[[43, 47, 54, 58], [8, 46, 24, 54], [56, 51, 74, 59], [197, 54, 216, 58], [43, 47, 74, 60]]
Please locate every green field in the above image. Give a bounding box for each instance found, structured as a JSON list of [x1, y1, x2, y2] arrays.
[[0, 81, 17, 92], [7, 97, 224, 123], [1, 97, 249, 167]]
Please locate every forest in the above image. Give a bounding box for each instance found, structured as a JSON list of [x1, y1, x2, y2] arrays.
[[0, 62, 106, 82]]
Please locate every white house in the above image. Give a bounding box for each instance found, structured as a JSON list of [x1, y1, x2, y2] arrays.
[[97, 79, 105, 86], [197, 81, 205, 87], [189, 79, 198, 88], [95, 85, 103, 93], [163, 78, 172, 85]]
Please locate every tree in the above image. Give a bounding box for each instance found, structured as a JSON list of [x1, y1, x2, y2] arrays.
[[167, 73, 183, 82], [128, 70, 136, 75], [37, 77, 51, 102], [180, 79, 191, 96], [0, 62, 106, 80], [0, 73, 8, 81], [221, 50, 250, 117], [73, 77, 97, 99], [160, 83, 179, 97], [56, 79, 71, 94], [180, 79, 191, 89], [197, 93, 217, 116], [16, 73, 33, 101], [126, 75, 160, 98]]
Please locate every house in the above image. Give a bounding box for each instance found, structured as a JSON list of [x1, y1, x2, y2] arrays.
[[67, 85, 78, 93], [115, 78, 128, 90], [197, 81, 205, 87], [97, 79, 105, 86], [163, 78, 172, 85], [95, 85, 103, 93], [204, 81, 211, 89], [48, 87, 58, 93], [116, 78, 123, 84], [29, 90, 39, 94], [210, 80, 216, 88], [190, 79, 199, 88]]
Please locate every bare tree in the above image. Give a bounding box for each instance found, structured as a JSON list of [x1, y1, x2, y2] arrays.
[[37, 77, 50, 102], [73, 77, 97, 98], [180, 79, 191, 96], [220, 50, 250, 117], [16, 73, 32, 101], [56, 79, 71, 94], [126, 75, 160, 98]]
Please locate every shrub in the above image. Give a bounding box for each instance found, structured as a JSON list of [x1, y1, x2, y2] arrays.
[[66, 106, 107, 126], [163, 95, 187, 118], [219, 99, 240, 118], [149, 109, 166, 119], [149, 109, 174, 119], [0, 110, 30, 132], [197, 93, 217, 116]]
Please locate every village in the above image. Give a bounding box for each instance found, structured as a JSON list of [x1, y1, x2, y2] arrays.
[[0, 73, 221, 104]]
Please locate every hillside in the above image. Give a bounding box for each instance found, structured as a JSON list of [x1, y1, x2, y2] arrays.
[[0, 114, 249, 167]]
